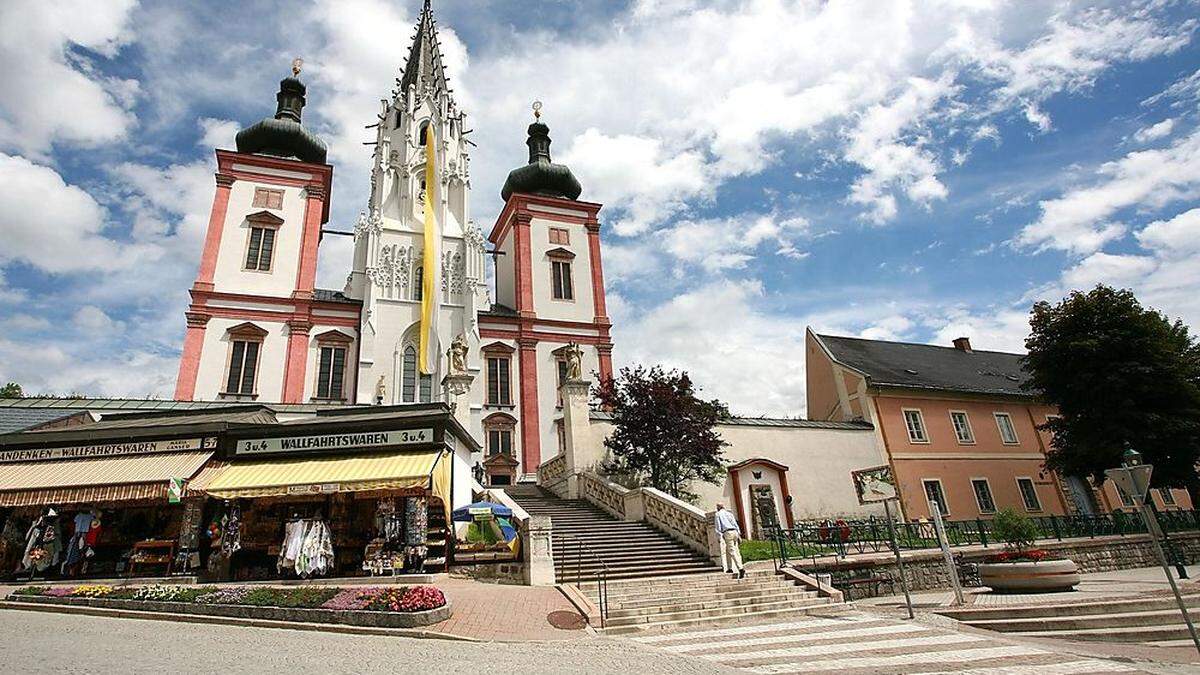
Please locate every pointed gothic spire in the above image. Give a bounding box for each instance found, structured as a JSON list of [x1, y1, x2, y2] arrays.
[[398, 0, 450, 101]]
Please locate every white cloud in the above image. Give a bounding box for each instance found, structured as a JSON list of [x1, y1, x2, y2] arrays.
[[0, 0, 139, 156], [660, 213, 809, 273], [1136, 207, 1200, 256], [1016, 127, 1200, 254], [197, 118, 240, 150], [1132, 118, 1176, 144], [0, 336, 177, 398], [1142, 67, 1200, 109], [73, 305, 124, 333], [928, 307, 1032, 354], [1060, 252, 1158, 290]]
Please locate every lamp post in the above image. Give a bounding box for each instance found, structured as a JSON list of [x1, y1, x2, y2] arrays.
[[1105, 447, 1200, 655]]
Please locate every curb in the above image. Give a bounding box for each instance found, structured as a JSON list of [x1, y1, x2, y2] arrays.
[[0, 600, 479, 642]]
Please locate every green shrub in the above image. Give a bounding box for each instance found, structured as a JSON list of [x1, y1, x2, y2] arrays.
[[11, 586, 48, 596], [237, 586, 339, 608], [991, 508, 1038, 552]]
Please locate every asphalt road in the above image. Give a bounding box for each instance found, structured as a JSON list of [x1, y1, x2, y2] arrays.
[[0, 609, 730, 674]]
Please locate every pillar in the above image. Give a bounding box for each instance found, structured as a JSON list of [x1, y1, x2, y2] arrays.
[[293, 184, 325, 300], [173, 312, 210, 401], [281, 318, 311, 403], [517, 338, 541, 476], [513, 212, 535, 318], [585, 219, 609, 326], [524, 515, 555, 586], [193, 174, 235, 292]]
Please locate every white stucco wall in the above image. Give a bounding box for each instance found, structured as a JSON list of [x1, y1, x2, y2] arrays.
[[212, 180, 310, 297], [193, 316, 289, 402], [529, 216, 593, 323]]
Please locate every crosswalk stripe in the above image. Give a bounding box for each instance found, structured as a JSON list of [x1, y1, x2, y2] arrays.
[[919, 660, 1138, 675], [746, 645, 1047, 673], [661, 622, 933, 653], [703, 632, 989, 662], [630, 615, 877, 643]]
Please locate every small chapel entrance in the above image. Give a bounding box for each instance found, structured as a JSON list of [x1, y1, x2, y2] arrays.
[[728, 458, 795, 539]]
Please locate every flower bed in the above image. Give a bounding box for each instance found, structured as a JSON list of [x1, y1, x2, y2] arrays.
[[4, 584, 451, 629]]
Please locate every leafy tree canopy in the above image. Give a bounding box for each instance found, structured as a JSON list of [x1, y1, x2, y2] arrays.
[[596, 365, 729, 501], [1024, 285, 1200, 487], [0, 382, 22, 399]]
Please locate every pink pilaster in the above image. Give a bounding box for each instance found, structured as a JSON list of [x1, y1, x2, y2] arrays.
[[194, 174, 236, 291], [513, 213, 535, 318], [585, 219, 609, 326], [293, 184, 325, 300], [518, 337, 542, 472], [173, 312, 210, 400], [281, 318, 312, 403]]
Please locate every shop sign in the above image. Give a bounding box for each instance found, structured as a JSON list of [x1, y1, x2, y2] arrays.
[[851, 465, 898, 504], [0, 437, 216, 464], [286, 483, 341, 495], [167, 477, 184, 504], [235, 428, 433, 456]]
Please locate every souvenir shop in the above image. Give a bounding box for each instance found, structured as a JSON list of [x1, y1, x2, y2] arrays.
[[0, 404, 476, 582]]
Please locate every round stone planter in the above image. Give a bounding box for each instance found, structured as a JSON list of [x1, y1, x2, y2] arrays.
[[978, 558, 1080, 593]]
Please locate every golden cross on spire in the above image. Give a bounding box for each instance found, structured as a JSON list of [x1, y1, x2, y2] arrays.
[[291, 57, 304, 77], [532, 100, 543, 120]]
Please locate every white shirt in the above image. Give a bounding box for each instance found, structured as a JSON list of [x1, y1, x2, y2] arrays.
[[715, 508, 740, 534]]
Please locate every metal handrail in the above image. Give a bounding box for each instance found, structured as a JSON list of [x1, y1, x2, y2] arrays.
[[558, 532, 609, 628]]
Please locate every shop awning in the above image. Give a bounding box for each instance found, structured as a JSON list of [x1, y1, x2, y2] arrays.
[[0, 451, 214, 507], [201, 450, 448, 500]]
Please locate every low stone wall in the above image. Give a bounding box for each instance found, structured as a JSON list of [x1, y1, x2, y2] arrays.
[[537, 455, 569, 496], [6, 593, 451, 628], [453, 562, 526, 586], [800, 532, 1200, 595]]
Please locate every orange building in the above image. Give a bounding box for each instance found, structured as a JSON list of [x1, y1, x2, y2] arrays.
[[806, 330, 1191, 521]]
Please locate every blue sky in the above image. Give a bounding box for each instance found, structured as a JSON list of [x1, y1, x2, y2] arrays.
[[1, 0, 1199, 415]]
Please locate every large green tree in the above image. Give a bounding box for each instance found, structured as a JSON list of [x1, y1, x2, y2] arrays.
[[596, 366, 729, 501], [0, 382, 22, 399], [1024, 285, 1200, 492]]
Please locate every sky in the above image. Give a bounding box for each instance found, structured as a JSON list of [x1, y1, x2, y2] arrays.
[[1, 0, 1199, 417]]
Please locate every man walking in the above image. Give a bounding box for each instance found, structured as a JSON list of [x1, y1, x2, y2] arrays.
[[715, 503, 745, 579]]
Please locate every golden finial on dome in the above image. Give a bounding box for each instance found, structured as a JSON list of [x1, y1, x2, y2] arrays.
[[532, 100, 543, 120], [292, 57, 304, 77]]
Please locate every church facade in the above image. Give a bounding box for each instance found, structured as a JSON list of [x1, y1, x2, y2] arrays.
[[173, 4, 613, 483]]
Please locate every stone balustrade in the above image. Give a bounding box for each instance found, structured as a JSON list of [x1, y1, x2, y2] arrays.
[[537, 454, 569, 495], [580, 471, 627, 519], [576, 471, 720, 561]]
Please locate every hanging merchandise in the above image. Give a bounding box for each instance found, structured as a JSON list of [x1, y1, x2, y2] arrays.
[[404, 497, 428, 571], [21, 509, 62, 574], [220, 502, 241, 557], [277, 518, 308, 572], [296, 519, 334, 577], [375, 500, 403, 544]]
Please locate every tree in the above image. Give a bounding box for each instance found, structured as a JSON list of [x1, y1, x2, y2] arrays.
[[0, 382, 22, 399], [1024, 285, 1200, 493], [596, 366, 729, 501]]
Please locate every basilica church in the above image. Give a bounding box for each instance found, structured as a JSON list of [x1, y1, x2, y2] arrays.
[[172, 3, 614, 484]]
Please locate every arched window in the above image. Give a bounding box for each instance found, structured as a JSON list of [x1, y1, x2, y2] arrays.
[[400, 330, 434, 404], [417, 121, 429, 146]]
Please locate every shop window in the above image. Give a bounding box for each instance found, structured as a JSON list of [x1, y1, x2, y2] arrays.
[[971, 478, 996, 514], [551, 260, 574, 300], [1016, 477, 1042, 512], [245, 226, 276, 271], [903, 409, 928, 443], [923, 478, 949, 516], [549, 227, 570, 245], [486, 355, 511, 406], [252, 187, 284, 210], [950, 411, 974, 444], [994, 412, 1020, 444], [1160, 488, 1177, 506]]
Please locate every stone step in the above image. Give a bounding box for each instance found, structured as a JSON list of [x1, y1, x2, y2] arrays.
[[1011, 623, 1199, 643], [601, 597, 834, 631], [558, 564, 718, 583], [555, 559, 713, 575], [599, 568, 782, 590], [606, 589, 819, 616], [596, 580, 803, 606], [965, 608, 1200, 633], [552, 539, 685, 551], [940, 594, 1200, 622], [554, 549, 705, 563]]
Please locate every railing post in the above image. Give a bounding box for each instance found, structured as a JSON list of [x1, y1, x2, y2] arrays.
[[1050, 514, 1062, 541], [977, 519, 988, 548]]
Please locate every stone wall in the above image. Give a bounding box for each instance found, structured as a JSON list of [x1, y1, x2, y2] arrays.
[[801, 532, 1200, 595]]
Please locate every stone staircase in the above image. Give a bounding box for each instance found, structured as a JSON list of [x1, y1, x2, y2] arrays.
[[589, 568, 838, 634], [505, 484, 837, 634], [938, 593, 1200, 645], [505, 484, 716, 582]]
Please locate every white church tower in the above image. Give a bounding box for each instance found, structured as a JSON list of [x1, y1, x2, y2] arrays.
[[347, 2, 488, 409]]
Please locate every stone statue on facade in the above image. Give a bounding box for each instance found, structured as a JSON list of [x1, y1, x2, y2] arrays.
[[449, 333, 469, 375], [374, 375, 387, 405], [565, 342, 584, 381]]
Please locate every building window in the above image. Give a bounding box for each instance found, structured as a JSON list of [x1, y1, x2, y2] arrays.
[[551, 260, 574, 300], [401, 345, 432, 403], [1016, 477, 1042, 512], [557, 357, 569, 406], [413, 265, 423, 301], [971, 479, 996, 514], [418, 121, 429, 146], [245, 226, 276, 271], [487, 428, 513, 456], [949, 411, 974, 444], [994, 412, 1019, 444], [252, 188, 284, 210], [486, 356, 511, 406], [315, 345, 347, 400], [1115, 482, 1135, 507], [225, 340, 260, 395], [903, 409, 929, 443], [1160, 488, 1177, 506], [923, 479, 949, 516], [549, 227, 570, 245]]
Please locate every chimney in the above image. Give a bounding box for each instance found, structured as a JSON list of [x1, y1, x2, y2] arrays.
[[953, 337, 972, 353]]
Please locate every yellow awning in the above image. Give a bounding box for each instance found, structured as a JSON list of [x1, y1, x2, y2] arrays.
[[0, 451, 214, 507], [202, 450, 447, 500]]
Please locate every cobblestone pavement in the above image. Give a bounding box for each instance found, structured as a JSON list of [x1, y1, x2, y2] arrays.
[[628, 611, 1170, 674], [0, 609, 729, 674], [426, 577, 586, 640]]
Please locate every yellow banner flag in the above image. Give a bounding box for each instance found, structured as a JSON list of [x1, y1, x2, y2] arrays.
[[419, 122, 441, 375]]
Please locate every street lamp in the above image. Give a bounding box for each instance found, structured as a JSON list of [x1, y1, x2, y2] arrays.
[[1106, 446, 1199, 654]]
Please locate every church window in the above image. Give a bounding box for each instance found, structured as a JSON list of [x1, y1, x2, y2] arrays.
[[418, 121, 429, 146], [225, 339, 260, 396], [245, 226, 276, 271], [413, 265, 423, 301], [556, 356, 569, 407], [252, 188, 284, 210], [487, 428, 513, 457], [549, 227, 569, 245], [486, 356, 511, 406], [314, 331, 352, 401], [401, 345, 433, 403], [551, 260, 574, 301]]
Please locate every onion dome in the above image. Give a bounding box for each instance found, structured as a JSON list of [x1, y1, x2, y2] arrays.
[[235, 66, 328, 164], [500, 118, 582, 202]]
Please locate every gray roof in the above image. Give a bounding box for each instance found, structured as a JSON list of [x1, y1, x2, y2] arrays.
[[816, 333, 1033, 397], [0, 408, 80, 434], [480, 304, 519, 318], [314, 288, 360, 305], [588, 410, 872, 431], [0, 397, 357, 414]]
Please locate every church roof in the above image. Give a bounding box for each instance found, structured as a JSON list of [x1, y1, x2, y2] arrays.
[[398, 0, 451, 102], [236, 69, 328, 164], [501, 120, 583, 202], [314, 288, 360, 305]]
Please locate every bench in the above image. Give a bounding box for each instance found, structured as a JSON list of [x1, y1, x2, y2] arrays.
[[830, 566, 894, 599]]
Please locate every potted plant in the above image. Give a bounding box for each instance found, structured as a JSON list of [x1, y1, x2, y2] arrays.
[[978, 508, 1080, 593]]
